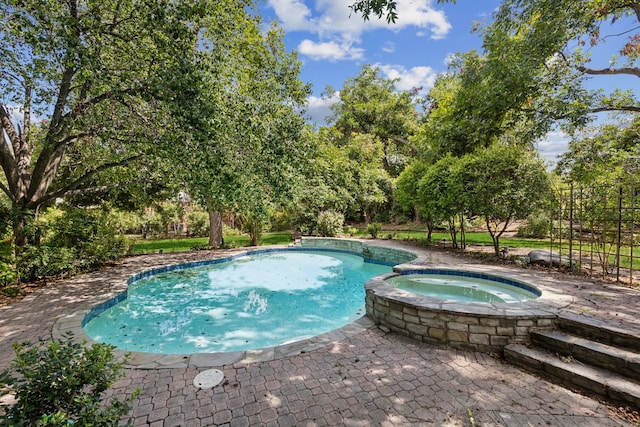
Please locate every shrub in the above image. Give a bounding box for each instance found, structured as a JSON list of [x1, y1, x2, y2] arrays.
[[0, 334, 137, 426], [186, 208, 209, 237], [345, 227, 358, 237], [0, 285, 20, 297], [317, 210, 344, 237], [0, 261, 17, 286], [367, 222, 382, 239], [17, 246, 77, 282], [516, 212, 551, 239], [46, 208, 131, 270]]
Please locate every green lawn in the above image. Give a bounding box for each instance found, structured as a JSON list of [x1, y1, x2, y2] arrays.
[[132, 228, 640, 272], [132, 229, 556, 254], [132, 232, 293, 253]]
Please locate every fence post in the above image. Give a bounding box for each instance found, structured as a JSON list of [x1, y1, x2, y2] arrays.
[[616, 185, 623, 282], [569, 183, 574, 270]]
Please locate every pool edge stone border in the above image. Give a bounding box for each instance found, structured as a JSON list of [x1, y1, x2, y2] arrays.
[[52, 240, 413, 369], [365, 264, 575, 354]]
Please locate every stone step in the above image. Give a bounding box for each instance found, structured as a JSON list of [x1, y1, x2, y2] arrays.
[[505, 343, 640, 409], [531, 329, 640, 381], [558, 313, 640, 351]]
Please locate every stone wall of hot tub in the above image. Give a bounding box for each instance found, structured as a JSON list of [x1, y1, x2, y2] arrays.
[[298, 237, 418, 265], [365, 274, 556, 353]]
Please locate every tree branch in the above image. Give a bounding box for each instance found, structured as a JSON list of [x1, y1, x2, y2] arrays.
[[577, 65, 640, 78], [0, 106, 19, 196], [30, 154, 144, 207], [590, 105, 640, 113]]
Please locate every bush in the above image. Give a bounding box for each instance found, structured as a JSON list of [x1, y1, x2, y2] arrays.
[[516, 212, 551, 238], [345, 227, 358, 237], [46, 208, 131, 270], [0, 261, 17, 286], [0, 334, 137, 426], [186, 209, 209, 237], [0, 285, 20, 297], [367, 222, 382, 239], [17, 246, 77, 282], [317, 210, 344, 237]]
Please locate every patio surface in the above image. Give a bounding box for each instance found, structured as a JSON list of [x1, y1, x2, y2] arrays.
[[1, 240, 640, 426]]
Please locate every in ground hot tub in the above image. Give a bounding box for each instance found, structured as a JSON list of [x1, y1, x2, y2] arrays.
[[385, 269, 541, 303], [365, 266, 563, 353]]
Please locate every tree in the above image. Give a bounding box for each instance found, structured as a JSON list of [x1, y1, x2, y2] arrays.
[[328, 65, 419, 177], [557, 116, 640, 184], [417, 155, 466, 247], [164, 20, 310, 247], [395, 160, 430, 224], [354, 0, 640, 132], [289, 127, 390, 232], [459, 144, 553, 256], [487, 0, 640, 119], [0, 0, 222, 252]]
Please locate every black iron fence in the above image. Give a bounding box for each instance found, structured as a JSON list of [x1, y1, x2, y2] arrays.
[[551, 182, 639, 284]]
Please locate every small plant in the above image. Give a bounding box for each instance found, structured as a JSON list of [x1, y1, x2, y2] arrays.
[[317, 210, 345, 237], [345, 227, 357, 237], [0, 261, 17, 286], [0, 285, 21, 298], [0, 333, 138, 426], [367, 222, 382, 239], [467, 408, 476, 427]]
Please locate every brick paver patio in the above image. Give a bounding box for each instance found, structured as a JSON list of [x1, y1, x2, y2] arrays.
[[1, 241, 639, 426]]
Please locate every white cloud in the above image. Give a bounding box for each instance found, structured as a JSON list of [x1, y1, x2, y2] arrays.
[[443, 53, 457, 66], [306, 92, 340, 125], [268, 0, 452, 59], [376, 64, 438, 93], [536, 130, 570, 166], [297, 39, 364, 61], [381, 42, 395, 53]]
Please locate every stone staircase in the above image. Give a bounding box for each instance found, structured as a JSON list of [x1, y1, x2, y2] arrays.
[[504, 313, 640, 409]]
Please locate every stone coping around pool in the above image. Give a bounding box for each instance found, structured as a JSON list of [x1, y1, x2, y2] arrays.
[[298, 237, 422, 265], [53, 241, 418, 369], [365, 264, 575, 353]]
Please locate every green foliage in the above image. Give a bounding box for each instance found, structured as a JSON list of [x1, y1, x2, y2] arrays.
[[329, 65, 418, 178], [186, 207, 209, 237], [1, 0, 225, 251], [240, 211, 271, 247], [47, 208, 132, 269], [459, 144, 553, 255], [516, 211, 551, 238], [367, 223, 382, 239], [0, 200, 10, 239], [0, 334, 136, 426], [0, 285, 20, 297], [289, 127, 391, 229], [317, 210, 345, 237], [104, 209, 145, 235], [0, 239, 17, 286], [14, 207, 131, 281], [16, 246, 78, 282], [345, 227, 358, 236]]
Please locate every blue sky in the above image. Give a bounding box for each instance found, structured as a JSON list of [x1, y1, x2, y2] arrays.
[[260, 0, 639, 166], [261, 0, 501, 123]]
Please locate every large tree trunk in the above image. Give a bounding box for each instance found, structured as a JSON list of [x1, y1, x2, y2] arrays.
[[208, 209, 223, 248], [11, 207, 31, 256]]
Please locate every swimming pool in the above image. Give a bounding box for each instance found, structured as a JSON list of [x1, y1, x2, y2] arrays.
[[83, 249, 391, 354]]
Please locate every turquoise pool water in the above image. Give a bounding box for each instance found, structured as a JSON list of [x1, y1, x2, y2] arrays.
[[83, 250, 391, 354], [386, 272, 540, 303]]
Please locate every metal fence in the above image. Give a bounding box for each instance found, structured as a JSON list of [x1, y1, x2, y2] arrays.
[[551, 182, 639, 284]]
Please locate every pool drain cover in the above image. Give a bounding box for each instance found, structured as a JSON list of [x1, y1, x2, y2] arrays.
[[194, 369, 224, 389]]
